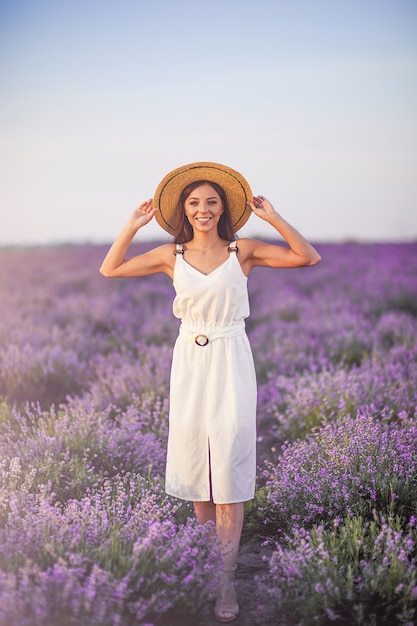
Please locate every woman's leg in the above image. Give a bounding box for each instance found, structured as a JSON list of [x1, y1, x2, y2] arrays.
[[193, 501, 244, 564], [193, 500, 216, 525], [193, 501, 243, 621], [215, 503, 243, 622], [216, 503, 244, 570]]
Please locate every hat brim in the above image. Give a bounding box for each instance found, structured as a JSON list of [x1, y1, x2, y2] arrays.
[[153, 162, 253, 235]]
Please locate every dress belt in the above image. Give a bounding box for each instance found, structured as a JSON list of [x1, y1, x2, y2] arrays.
[[179, 321, 246, 346]]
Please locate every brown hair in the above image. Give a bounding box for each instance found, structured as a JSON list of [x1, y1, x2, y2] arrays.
[[173, 180, 236, 244]]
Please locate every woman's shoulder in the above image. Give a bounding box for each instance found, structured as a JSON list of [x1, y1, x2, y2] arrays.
[[142, 242, 177, 273], [235, 238, 257, 255], [151, 242, 177, 256]]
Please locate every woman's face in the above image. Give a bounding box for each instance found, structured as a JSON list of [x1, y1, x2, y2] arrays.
[[184, 183, 224, 234]]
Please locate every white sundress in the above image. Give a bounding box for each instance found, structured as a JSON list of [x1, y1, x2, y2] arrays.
[[165, 241, 257, 504]]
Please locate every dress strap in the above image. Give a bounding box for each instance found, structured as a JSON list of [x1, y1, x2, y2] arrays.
[[175, 244, 184, 255], [228, 240, 238, 253]]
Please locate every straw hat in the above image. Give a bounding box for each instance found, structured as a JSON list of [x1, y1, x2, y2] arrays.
[[153, 162, 253, 235]]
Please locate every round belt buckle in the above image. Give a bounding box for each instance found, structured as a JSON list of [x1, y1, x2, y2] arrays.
[[195, 334, 209, 346]]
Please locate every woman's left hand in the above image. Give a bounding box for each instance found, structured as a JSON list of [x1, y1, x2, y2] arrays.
[[247, 196, 278, 221]]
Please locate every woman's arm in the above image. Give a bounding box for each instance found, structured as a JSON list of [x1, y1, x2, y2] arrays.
[[99, 199, 175, 278], [240, 196, 321, 273]]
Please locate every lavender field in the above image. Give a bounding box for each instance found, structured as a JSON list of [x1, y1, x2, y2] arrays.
[[0, 242, 416, 626]]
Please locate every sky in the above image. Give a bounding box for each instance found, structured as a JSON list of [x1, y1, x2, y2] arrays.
[[1, 0, 416, 246]]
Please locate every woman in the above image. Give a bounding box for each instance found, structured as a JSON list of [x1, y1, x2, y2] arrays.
[[100, 162, 321, 623]]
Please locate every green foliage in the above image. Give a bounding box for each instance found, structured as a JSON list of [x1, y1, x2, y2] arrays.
[[262, 513, 417, 625], [0, 401, 13, 425]]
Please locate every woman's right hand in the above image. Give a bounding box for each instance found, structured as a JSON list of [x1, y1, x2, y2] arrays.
[[127, 199, 159, 230]]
